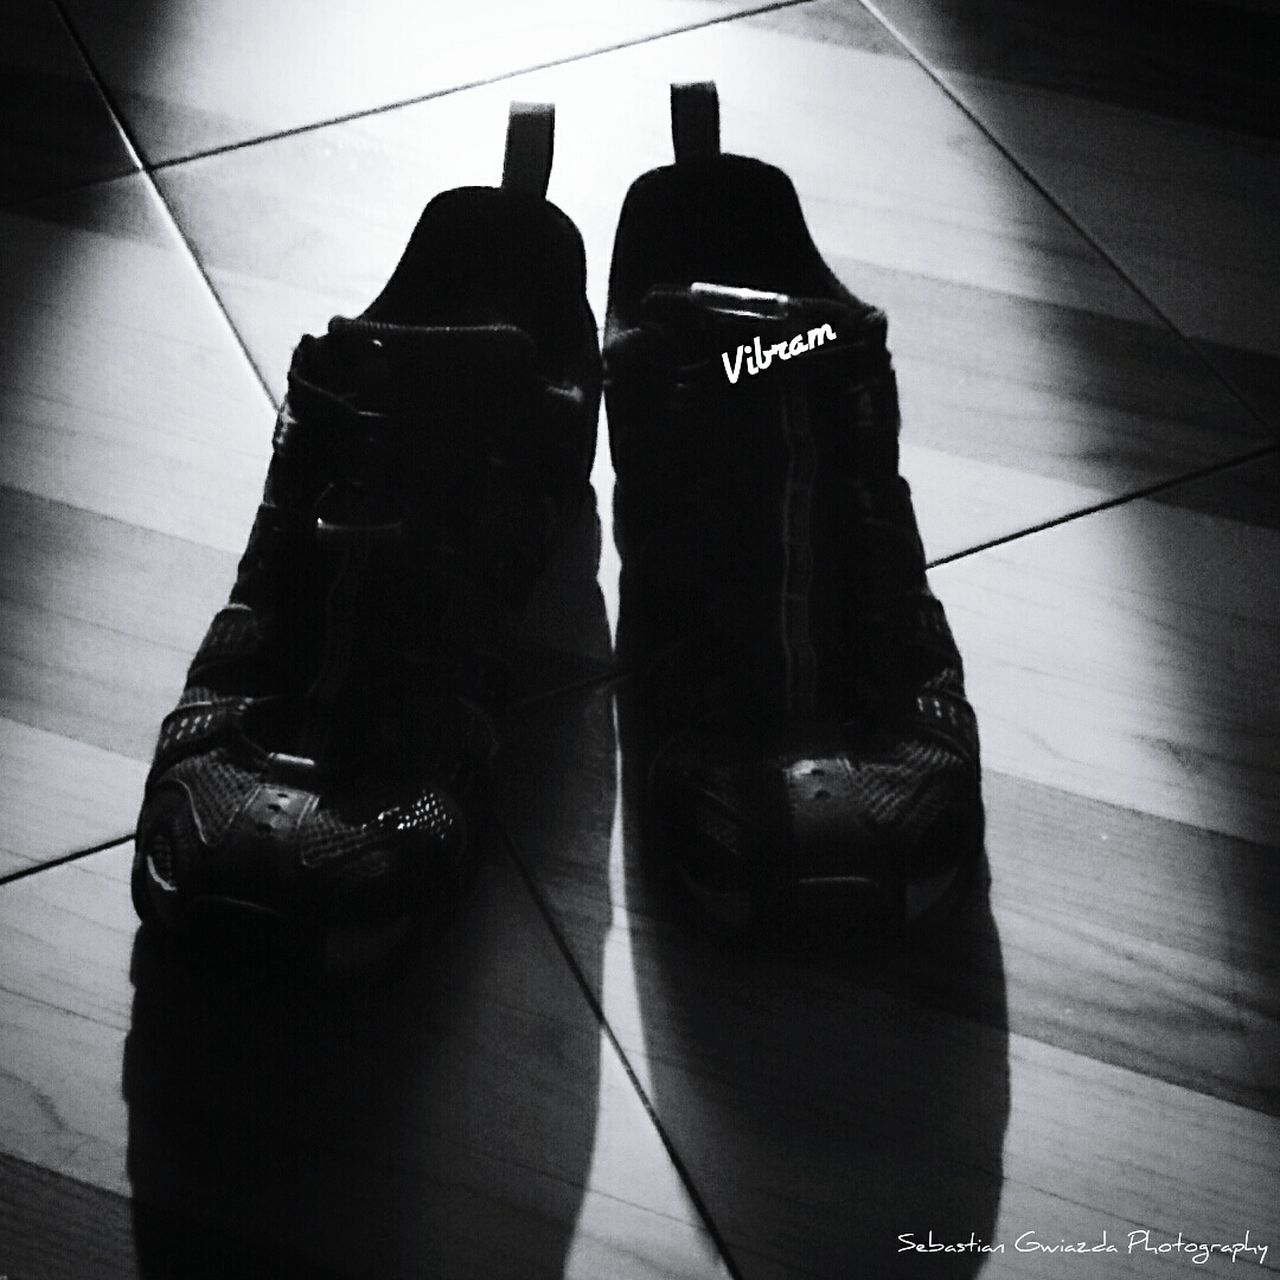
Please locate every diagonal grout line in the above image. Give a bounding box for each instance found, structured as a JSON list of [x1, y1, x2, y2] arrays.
[[46, 0, 1275, 463], [0, 834, 133, 888], [0, 0, 798, 219], [32, 3, 1264, 873], [498, 817, 750, 1280], [50, 0, 280, 407], [63, 0, 816, 178], [852, 0, 1279, 442], [48, 0, 823, 409], [0, 664, 621, 887], [927, 441, 1280, 570]]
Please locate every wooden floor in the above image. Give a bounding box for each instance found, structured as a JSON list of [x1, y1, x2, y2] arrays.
[[1, 1, 1277, 1276]]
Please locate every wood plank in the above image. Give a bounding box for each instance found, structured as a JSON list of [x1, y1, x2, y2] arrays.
[[498, 670, 1280, 1105], [858, 0, 1280, 428], [4, 7, 1274, 1280], [0, 488, 233, 656], [0, 178, 272, 553], [0, 1153, 142, 1280], [0, 173, 609, 873], [887, 769, 1280, 1115], [0, 483, 604, 872], [938, 74, 1280, 361], [58, 0, 776, 164], [154, 20, 1264, 576], [0, 720, 145, 878], [934, 487, 1280, 846], [637, 1018, 1280, 1278], [155, 28, 1161, 391], [1147, 449, 1280, 530], [495, 681, 1280, 1277], [0, 489, 225, 764], [0, 841, 731, 1279], [854, 261, 1265, 483], [870, 0, 1280, 139]]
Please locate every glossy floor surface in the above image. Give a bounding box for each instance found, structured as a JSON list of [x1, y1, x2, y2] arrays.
[[1, 2, 1277, 1276]]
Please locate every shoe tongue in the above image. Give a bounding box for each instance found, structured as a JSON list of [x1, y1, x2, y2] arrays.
[[628, 282, 900, 480], [319, 318, 538, 421]]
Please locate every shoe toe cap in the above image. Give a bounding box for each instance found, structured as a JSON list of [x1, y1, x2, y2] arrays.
[[650, 733, 982, 938], [134, 763, 470, 971]]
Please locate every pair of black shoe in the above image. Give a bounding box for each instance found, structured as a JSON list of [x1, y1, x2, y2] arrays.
[[133, 85, 983, 973]]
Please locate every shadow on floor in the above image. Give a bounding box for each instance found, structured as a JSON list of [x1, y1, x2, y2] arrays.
[[614, 696, 1010, 1279], [122, 500, 615, 1280], [122, 837, 605, 1279]]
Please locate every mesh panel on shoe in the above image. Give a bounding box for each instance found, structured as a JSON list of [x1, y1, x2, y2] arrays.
[[843, 738, 960, 835], [298, 790, 458, 870], [165, 748, 259, 846], [297, 816, 379, 870]]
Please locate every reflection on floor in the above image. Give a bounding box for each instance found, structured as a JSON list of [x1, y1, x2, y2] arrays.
[[1, 1, 1277, 1276]]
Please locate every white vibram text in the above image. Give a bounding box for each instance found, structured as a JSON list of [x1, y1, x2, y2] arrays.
[[721, 324, 837, 384]]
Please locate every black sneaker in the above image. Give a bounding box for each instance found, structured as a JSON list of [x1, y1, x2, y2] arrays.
[[606, 83, 982, 940], [133, 103, 600, 972]]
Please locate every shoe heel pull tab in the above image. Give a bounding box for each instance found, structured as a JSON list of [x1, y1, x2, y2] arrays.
[[502, 101, 555, 196], [671, 81, 720, 163]]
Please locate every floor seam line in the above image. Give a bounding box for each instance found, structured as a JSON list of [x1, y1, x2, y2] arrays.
[[498, 821, 749, 1280], [0, 483, 253, 557], [0, 835, 133, 888], [928, 441, 1280, 569], [851, 0, 1279, 439], [74, 2, 817, 178], [50, 0, 279, 407], [0, 1148, 134, 1202]]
